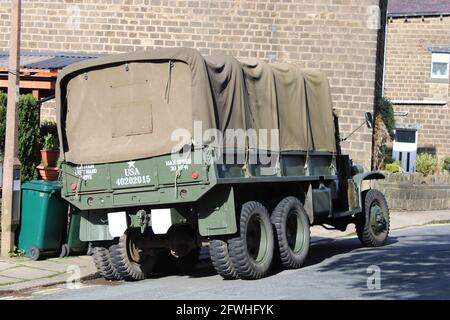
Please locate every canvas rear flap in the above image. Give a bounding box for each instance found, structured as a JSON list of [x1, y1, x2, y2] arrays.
[[57, 48, 216, 164], [56, 48, 336, 165], [64, 61, 192, 164]]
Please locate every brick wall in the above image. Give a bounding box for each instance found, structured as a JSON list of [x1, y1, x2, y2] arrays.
[[384, 16, 450, 158], [40, 99, 56, 123], [0, 0, 384, 167]]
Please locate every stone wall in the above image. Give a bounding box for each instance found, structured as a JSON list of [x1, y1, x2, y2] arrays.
[[384, 15, 450, 158], [371, 173, 450, 211], [0, 0, 384, 168]]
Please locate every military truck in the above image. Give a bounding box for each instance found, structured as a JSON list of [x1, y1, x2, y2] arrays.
[[56, 48, 389, 281]]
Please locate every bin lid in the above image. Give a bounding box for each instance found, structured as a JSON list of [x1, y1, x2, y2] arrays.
[[21, 180, 62, 192]]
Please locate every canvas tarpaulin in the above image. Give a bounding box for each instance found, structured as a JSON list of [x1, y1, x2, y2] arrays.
[[56, 48, 217, 164], [56, 48, 336, 165], [204, 54, 248, 149]]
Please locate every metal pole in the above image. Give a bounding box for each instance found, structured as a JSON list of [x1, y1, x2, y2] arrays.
[[1, 0, 21, 257]]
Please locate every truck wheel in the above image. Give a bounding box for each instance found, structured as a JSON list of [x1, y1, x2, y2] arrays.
[[111, 229, 156, 281], [209, 239, 239, 280], [271, 197, 310, 269], [356, 189, 390, 247], [228, 201, 274, 280], [92, 245, 121, 281]]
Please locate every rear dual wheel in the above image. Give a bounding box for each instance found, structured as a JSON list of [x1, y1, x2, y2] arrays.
[[92, 244, 121, 281], [271, 197, 310, 269], [228, 201, 274, 280], [110, 229, 157, 281], [212, 197, 310, 280]]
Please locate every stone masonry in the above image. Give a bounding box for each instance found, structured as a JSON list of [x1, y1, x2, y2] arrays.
[[0, 0, 384, 167], [384, 15, 450, 158], [371, 173, 450, 211]]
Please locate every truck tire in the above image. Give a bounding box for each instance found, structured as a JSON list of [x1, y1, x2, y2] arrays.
[[356, 189, 390, 247], [92, 245, 121, 281], [228, 201, 274, 280], [271, 196, 310, 269], [209, 239, 239, 280], [111, 229, 156, 281]]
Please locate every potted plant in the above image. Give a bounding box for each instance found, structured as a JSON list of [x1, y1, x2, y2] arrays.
[[37, 132, 60, 181], [40, 132, 59, 167]]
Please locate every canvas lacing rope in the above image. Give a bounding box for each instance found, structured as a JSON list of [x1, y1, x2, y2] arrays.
[[165, 60, 174, 104]]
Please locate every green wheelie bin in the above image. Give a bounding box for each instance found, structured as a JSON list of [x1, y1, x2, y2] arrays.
[[18, 180, 68, 261]]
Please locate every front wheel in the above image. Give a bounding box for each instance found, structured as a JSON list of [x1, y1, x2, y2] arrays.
[[356, 189, 390, 247], [228, 201, 274, 280]]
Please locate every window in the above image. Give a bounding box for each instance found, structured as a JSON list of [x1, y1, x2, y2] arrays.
[[431, 53, 449, 79], [395, 130, 416, 144]]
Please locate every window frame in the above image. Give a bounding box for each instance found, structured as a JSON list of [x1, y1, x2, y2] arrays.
[[431, 52, 450, 79]]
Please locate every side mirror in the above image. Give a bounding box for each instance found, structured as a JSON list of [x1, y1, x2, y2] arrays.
[[341, 112, 374, 142], [365, 112, 373, 129]]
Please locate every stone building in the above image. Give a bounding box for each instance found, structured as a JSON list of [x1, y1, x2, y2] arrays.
[[384, 0, 450, 159], [0, 0, 387, 168]]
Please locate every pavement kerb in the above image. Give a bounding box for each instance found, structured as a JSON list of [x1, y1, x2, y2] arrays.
[[311, 220, 450, 246]]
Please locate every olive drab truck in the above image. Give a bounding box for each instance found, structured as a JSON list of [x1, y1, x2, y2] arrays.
[[56, 48, 390, 281]]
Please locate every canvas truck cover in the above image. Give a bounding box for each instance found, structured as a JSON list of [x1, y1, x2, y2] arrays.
[[242, 60, 336, 152], [56, 48, 335, 165]]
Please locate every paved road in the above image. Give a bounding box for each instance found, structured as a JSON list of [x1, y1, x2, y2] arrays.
[[25, 225, 450, 300]]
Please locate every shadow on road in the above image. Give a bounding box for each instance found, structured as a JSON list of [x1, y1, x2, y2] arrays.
[[313, 228, 450, 299], [141, 226, 450, 300], [306, 236, 398, 267]]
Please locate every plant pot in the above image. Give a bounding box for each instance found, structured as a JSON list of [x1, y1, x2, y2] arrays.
[[41, 150, 59, 167], [37, 165, 59, 181]]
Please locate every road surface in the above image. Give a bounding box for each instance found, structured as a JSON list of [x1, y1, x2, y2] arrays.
[[22, 225, 450, 300]]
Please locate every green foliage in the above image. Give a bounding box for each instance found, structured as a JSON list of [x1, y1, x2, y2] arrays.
[[415, 153, 438, 177], [0, 92, 41, 181], [442, 157, 450, 172], [378, 97, 395, 139], [42, 132, 58, 151], [40, 120, 58, 143], [384, 160, 403, 174], [8, 246, 25, 258]]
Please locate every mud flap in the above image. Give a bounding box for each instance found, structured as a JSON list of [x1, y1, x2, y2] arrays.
[[80, 210, 114, 242], [197, 186, 237, 237], [304, 184, 314, 224]]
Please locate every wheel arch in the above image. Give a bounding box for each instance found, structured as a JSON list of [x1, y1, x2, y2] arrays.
[[353, 171, 386, 210]]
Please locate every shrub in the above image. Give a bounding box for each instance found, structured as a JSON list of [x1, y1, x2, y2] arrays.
[[0, 92, 41, 181], [415, 153, 438, 177], [442, 157, 450, 173], [384, 160, 403, 174], [378, 97, 395, 139]]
